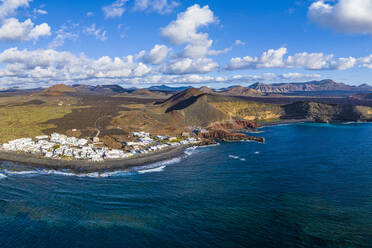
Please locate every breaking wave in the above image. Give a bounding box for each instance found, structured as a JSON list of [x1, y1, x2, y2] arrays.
[[0, 155, 186, 179], [2, 168, 133, 178], [228, 155, 247, 161], [138, 166, 166, 174], [133, 156, 183, 174], [0, 144, 209, 179], [228, 155, 239, 159]]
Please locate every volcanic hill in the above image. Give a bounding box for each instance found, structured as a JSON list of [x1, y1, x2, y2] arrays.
[[43, 84, 76, 96], [160, 88, 372, 125]]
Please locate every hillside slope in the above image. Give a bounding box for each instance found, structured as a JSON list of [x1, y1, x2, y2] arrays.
[[43, 84, 76, 96], [161, 88, 230, 126], [283, 102, 372, 122], [161, 88, 372, 125]]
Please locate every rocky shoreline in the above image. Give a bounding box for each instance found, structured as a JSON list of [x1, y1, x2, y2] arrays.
[[198, 129, 265, 143]]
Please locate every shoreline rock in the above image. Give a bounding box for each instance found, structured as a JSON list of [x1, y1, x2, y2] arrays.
[[199, 130, 265, 143]]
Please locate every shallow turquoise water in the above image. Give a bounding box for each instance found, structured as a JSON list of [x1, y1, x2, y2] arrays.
[[0, 123, 372, 247]]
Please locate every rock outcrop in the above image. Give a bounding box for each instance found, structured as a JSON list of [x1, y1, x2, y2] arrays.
[[199, 130, 264, 143], [101, 136, 123, 149], [208, 119, 260, 131]]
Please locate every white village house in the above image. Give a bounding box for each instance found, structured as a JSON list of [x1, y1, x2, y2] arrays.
[[0, 131, 200, 162]]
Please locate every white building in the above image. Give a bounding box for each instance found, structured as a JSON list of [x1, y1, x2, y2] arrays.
[[36, 135, 49, 140]]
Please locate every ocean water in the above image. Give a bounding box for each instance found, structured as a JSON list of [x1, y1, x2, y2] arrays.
[[0, 123, 372, 247]]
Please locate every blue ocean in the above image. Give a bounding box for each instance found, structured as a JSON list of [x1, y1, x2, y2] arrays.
[[0, 123, 372, 248]]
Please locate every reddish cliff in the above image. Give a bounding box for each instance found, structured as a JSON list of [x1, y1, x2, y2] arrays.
[[199, 129, 264, 143]]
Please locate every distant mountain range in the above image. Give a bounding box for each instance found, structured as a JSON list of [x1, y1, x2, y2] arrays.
[[219, 85, 261, 96], [248, 79, 372, 94], [147, 85, 191, 92], [71, 84, 188, 94], [149, 80, 372, 96], [2, 79, 371, 97]]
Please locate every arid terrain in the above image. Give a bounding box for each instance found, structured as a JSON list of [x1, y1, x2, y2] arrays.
[[1, 83, 372, 146]]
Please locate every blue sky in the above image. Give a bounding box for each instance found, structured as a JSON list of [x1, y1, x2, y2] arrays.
[[0, 0, 372, 88]]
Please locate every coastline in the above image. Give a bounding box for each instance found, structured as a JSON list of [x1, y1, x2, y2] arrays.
[[0, 145, 190, 173]]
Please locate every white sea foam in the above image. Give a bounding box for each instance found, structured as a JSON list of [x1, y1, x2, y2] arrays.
[[133, 156, 183, 174], [1, 168, 131, 178], [184, 146, 201, 156], [138, 166, 166, 174], [41, 169, 82, 177], [184, 143, 219, 156], [343, 121, 368, 125], [40, 169, 134, 178], [184, 147, 197, 156], [3, 170, 38, 175], [228, 155, 239, 160], [229, 155, 247, 162], [99, 170, 132, 177], [254, 151, 260, 154], [1, 150, 186, 178], [198, 143, 220, 148]]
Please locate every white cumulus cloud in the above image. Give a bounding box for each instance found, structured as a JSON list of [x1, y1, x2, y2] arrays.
[[0, 18, 51, 42], [235, 40, 245, 46], [0, 47, 151, 85], [161, 57, 218, 75], [49, 23, 79, 49], [133, 0, 179, 14], [158, 4, 227, 75], [227, 48, 287, 70], [142, 44, 170, 65], [0, 0, 51, 42], [161, 4, 230, 59], [308, 0, 372, 35], [161, 4, 215, 45], [84, 24, 107, 41], [227, 48, 357, 71], [0, 0, 30, 19], [102, 0, 129, 18]]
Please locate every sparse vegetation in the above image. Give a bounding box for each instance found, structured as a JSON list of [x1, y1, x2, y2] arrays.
[[1, 85, 372, 146], [169, 138, 184, 143], [0, 105, 72, 142], [210, 101, 283, 121]]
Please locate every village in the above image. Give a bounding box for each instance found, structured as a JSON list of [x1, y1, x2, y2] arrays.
[[0, 131, 200, 162]]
